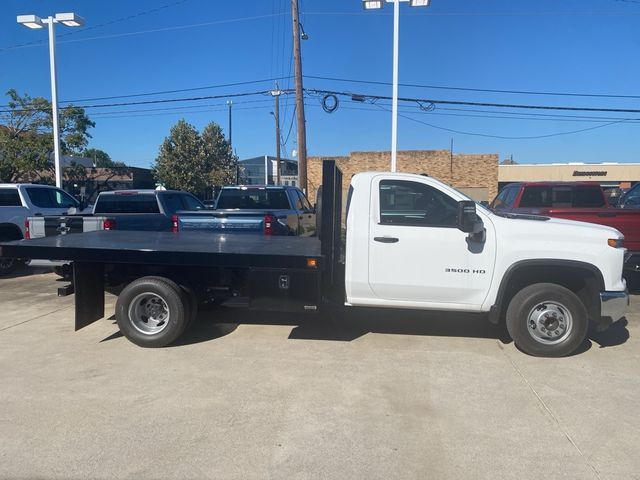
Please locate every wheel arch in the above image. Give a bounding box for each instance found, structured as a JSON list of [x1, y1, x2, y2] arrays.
[[0, 223, 23, 241], [490, 259, 604, 324]]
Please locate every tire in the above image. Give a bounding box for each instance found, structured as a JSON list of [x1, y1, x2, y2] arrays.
[[134, 276, 197, 329], [0, 257, 19, 276], [115, 277, 188, 348], [506, 283, 588, 357]]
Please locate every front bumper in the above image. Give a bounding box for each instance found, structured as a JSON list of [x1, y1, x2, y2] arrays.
[[599, 290, 629, 330]]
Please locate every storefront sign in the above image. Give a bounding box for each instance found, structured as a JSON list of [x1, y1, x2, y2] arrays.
[[572, 170, 607, 177]]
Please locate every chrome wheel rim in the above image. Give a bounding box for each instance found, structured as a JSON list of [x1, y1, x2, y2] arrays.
[[527, 301, 573, 345], [128, 293, 170, 335]]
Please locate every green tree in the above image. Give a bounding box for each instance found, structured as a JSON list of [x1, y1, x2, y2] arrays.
[[153, 120, 235, 196], [0, 89, 95, 183], [202, 122, 236, 187]]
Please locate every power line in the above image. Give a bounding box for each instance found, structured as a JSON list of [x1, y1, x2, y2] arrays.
[[304, 88, 640, 114], [306, 75, 640, 100], [86, 98, 274, 116], [90, 104, 273, 120], [0, 0, 192, 52], [372, 103, 634, 140], [61, 77, 292, 103], [282, 105, 297, 146], [0, 90, 274, 114], [5, 86, 640, 118], [306, 101, 640, 124], [304, 10, 640, 17], [1, 13, 287, 52]]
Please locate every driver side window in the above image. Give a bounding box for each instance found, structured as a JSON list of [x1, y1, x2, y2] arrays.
[[379, 180, 458, 227]]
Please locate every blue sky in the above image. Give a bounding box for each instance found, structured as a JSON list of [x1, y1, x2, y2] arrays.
[[1, 0, 639, 168]]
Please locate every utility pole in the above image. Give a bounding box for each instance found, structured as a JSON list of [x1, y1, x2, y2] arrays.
[[227, 100, 238, 184], [291, 0, 307, 193], [271, 86, 282, 185]]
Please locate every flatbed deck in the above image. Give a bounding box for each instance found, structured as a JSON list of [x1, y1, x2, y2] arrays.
[[0, 230, 322, 269]]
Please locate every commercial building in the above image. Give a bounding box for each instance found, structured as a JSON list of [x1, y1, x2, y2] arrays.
[[66, 166, 155, 202], [238, 156, 298, 186], [308, 150, 499, 204], [498, 163, 640, 191]]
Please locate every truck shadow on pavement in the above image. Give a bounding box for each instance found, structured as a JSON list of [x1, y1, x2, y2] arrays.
[[588, 318, 630, 350], [170, 306, 514, 347], [100, 307, 630, 354], [173, 307, 631, 355], [1, 266, 53, 280]]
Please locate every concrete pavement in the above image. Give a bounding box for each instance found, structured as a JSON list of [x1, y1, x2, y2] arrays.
[[0, 269, 638, 480]]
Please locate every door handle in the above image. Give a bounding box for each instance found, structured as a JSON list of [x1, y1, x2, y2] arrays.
[[374, 236, 399, 243]]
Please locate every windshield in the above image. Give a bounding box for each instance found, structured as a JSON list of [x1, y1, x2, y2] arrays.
[[216, 189, 290, 210]]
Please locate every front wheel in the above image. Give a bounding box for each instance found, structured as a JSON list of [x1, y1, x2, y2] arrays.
[[506, 283, 588, 357], [115, 277, 188, 348]]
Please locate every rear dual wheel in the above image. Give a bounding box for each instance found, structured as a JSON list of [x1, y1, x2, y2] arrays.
[[115, 276, 197, 348]]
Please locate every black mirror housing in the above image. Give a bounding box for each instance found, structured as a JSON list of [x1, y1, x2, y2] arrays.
[[457, 200, 484, 234]]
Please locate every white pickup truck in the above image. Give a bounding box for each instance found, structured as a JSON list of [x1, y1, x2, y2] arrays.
[[0, 183, 85, 275], [0, 161, 628, 356]]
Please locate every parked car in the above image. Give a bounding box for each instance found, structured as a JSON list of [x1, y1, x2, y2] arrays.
[[175, 185, 316, 236], [0, 183, 87, 275], [28, 189, 205, 238], [490, 181, 640, 274], [26, 189, 205, 278], [617, 183, 640, 209]]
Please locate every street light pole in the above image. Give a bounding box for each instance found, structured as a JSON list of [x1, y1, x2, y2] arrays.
[[17, 12, 85, 189], [271, 87, 282, 186], [227, 100, 238, 184], [46, 17, 63, 188], [391, 0, 400, 173], [362, 0, 430, 172]]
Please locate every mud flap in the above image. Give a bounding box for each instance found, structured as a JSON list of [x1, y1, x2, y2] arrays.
[[73, 262, 105, 331]]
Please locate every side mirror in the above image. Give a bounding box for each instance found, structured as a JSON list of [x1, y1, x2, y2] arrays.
[[457, 200, 484, 235]]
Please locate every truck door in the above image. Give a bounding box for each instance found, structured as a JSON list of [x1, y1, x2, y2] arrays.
[[368, 178, 496, 307]]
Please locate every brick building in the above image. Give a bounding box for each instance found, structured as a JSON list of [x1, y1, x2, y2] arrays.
[[307, 150, 499, 204]]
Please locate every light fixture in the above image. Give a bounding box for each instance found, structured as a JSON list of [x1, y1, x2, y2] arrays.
[[299, 22, 309, 40], [16, 14, 44, 29], [54, 12, 85, 27], [362, 0, 384, 9]]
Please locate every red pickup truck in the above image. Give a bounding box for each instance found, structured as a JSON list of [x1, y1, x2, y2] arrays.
[[490, 182, 640, 273]]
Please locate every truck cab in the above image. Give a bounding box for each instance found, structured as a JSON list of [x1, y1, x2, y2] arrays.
[[345, 171, 627, 356]]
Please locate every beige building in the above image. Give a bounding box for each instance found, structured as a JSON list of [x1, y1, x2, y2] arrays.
[[307, 150, 499, 204], [499, 163, 640, 190]]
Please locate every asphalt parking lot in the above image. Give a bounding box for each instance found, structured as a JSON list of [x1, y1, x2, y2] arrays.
[[1, 269, 638, 480]]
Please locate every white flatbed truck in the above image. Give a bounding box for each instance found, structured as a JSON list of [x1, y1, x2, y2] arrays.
[[0, 161, 628, 357]]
